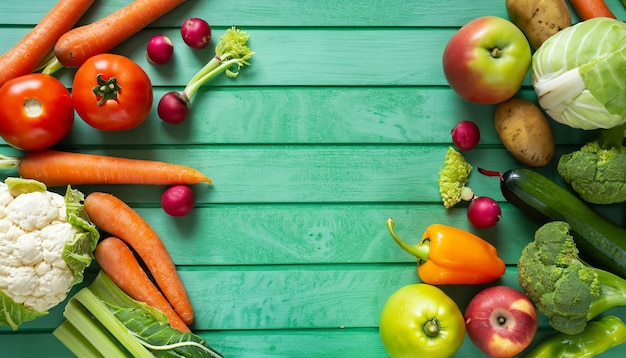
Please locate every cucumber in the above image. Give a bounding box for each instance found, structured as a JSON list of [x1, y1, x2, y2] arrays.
[[487, 168, 626, 278]]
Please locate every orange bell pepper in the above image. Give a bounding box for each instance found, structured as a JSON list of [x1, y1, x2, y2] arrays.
[[386, 218, 505, 285]]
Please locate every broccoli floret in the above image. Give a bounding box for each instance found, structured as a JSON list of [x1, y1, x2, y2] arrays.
[[557, 124, 626, 204], [518, 221, 626, 335], [437, 146, 474, 209]]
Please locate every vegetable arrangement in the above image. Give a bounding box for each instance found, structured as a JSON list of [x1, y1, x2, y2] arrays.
[[0, 0, 232, 354], [379, 2, 626, 357]]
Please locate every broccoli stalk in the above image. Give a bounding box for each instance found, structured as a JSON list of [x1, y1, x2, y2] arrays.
[[517, 221, 626, 335], [557, 123, 626, 204], [437, 146, 475, 209]]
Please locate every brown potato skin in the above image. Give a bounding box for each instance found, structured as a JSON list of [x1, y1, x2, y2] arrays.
[[494, 98, 555, 167], [506, 0, 571, 50]]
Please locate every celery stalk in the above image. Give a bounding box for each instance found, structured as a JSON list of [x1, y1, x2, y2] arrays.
[[73, 289, 153, 358], [53, 321, 105, 358], [62, 299, 128, 357]]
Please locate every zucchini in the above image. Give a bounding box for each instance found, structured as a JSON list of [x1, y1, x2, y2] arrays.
[[481, 168, 626, 278]]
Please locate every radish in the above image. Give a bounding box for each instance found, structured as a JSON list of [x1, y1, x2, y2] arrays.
[[157, 91, 190, 124], [157, 26, 254, 124], [181, 17, 211, 49], [451, 120, 480, 150], [146, 34, 174, 65], [467, 196, 501, 228], [161, 185, 195, 217]]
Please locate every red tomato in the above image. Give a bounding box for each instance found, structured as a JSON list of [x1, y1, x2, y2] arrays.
[[72, 54, 153, 131], [0, 73, 74, 151]]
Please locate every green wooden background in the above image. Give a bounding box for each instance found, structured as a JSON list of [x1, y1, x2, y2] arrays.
[[0, 0, 625, 356]]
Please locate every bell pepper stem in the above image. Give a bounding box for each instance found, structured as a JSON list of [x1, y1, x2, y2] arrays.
[[386, 218, 430, 262]]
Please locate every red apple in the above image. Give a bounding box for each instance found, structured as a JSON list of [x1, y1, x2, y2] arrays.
[[464, 286, 538, 358], [442, 16, 531, 104]]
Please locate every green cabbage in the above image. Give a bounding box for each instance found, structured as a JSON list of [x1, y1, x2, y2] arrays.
[[531, 17, 626, 130]]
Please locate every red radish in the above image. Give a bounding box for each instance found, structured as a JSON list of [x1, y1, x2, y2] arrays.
[[157, 91, 190, 124], [147, 34, 174, 64], [161, 185, 196, 216], [451, 120, 480, 150], [181, 17, 211, 49], [467, 196, 501, 228]]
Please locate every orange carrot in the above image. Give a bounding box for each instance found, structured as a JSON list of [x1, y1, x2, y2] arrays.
[[0, 0, 94, 87], [85, 192, 194, 325], [54, 0, 186, 67], [94, 236, 190, 332], [569, 0, 616, 19], [10, 149, 211, 187]]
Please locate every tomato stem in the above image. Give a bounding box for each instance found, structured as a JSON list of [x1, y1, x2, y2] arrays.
[[92, 74, 121, 105], [423, 317, 441, 337]]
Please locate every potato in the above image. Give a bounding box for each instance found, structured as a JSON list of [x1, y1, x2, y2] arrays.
[[506, 0, 571, 50], [494, 98, 555, 167]]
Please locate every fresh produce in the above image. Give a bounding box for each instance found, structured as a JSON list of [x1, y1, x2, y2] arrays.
[[72, 53, 153, 131], [517, 221, 626, 335], [557, 123, 625, 204], [442, 16, 531, 104], [54, 0, 186, 67], [0, 149, 212, 187], [437, 146, 474, 209], [494, 97, 555, 167], [181, 17, 212, 49], [386, 218, 505, 285], [464, 286, 538, 358], [0, 73, 73, 151], [451, 120, 480, 150], [569, 0, 617, 19], [467, 196, 501, 228], [0, 0, 94, 87], [161, 185, 196, 217], [147, 34, 174, 65], [0, 177, 99, 330], [53, 271, 223, 358], [531, 17, 626, 130], [158, 26, 254, 124], [525, 315, 626, 358], [479, 167, 626, 278], [379, 283, 465, 358], [84, 192, 194, 325], [505, 0, 571, 50], [94, 237, 190, 332]]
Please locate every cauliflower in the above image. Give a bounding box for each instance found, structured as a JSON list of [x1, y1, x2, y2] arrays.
[[517, 221, 626, 335], [557, 123, 626, 204], [0, 178, 99, 330], [437, 146, 474, 209]]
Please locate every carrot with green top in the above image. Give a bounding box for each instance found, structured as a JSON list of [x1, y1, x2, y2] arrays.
[[54, 0, 186, 67], [0, 149, 211, 187], [94, 236, 190, 332], [0, 0, 94, 87], [85, 192, 194, 325]]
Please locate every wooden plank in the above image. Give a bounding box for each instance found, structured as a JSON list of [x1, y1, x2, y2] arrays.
[[53, 87, 594, 146], [135, 203, 543, 266], [0, 27, 529, 87], [3, 0, 625, 27]]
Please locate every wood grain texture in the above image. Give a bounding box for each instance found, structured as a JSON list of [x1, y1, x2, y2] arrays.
[[0, 0, 624, 357]]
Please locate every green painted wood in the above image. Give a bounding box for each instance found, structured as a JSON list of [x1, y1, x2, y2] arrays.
[[0, 0, 624, 357]]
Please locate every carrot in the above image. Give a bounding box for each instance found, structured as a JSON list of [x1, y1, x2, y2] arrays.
[[0, 0, 94, 87], [85, 192, 194, 325], [94, 236, 190, 332], [7, 149, 211, 187], [54, 0, 186, 67], [569, 0, 616, 19]]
